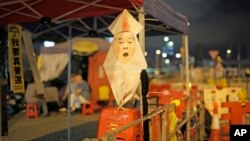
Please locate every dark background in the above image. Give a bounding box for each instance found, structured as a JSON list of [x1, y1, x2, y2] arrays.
[[145, 0, 250, 67]]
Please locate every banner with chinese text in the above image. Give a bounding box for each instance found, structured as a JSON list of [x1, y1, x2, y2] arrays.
[[8, 24, 25, 93]]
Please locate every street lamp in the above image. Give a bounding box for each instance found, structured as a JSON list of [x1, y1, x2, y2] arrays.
[[164, 36, 169, 42], [168, 41, 174, 47], [155, 49, 161, 72], [175, 53, 181, 59], [162, 52, 167, 58], [226, 49, 232, 58], [165, 59, 170, 64], [162, 52, 167, 68]]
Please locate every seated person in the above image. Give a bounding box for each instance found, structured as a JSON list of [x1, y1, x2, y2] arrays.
[[25, 82, 49, 117], [75, 74, 90, 101], [70, 88, 89, 111], [61, 74, 89, 112]]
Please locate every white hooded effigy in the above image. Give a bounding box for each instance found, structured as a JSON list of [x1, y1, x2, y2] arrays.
[[103, 9, 147, 108]]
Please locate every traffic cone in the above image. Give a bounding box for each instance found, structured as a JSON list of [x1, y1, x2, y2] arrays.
[[209, 103, 221, 141]]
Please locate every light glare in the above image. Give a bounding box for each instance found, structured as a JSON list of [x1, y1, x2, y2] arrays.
[[44, 41, 55, 47], [168, 41, 174, 46], [163, 36, 169, 42], [156, 50, 161, 55], [162, 53, 167, 58], [175, 53, 181, 58], [105, 37, 113, 43], [165, 59, 170, 64]]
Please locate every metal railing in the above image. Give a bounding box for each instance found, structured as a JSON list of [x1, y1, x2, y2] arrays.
[[84, 91, 205, 141]]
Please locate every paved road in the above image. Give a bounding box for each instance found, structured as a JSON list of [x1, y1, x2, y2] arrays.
[[1, 111, 99, 141]]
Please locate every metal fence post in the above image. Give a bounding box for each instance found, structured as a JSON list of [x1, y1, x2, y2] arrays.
[[161, 109, 167, 141]]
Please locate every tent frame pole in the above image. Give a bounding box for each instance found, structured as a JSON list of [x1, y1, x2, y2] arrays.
[[138, 5, 150, 141], [183, 35, 191, 141], [67, 25, 72, 141], [138, 7, 145, 53], [138, 6, 145, 120]]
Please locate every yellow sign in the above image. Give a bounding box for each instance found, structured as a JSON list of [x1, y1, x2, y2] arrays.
[[8, 24, 25, 93]]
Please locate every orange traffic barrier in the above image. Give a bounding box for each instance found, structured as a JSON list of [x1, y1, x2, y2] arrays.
[[158, 83, 171, 91], [221, 136, 229, 141], [209, 104, 221, 141], [97, 107, 142, 141], [183, 127, 196, 141], [221, 124, 229, 133], [148, 84, 160, 97], [151, 114, 161, 141], [221, 101, 250, 124]]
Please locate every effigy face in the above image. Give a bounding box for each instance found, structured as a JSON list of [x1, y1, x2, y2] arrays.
[[103, 9, 147, 108], [113, 31, 135, 64]]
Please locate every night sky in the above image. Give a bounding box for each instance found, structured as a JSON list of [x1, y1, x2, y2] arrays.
[[146, 0, 250, 65]]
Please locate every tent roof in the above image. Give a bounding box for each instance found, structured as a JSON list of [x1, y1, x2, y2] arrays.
[[0, 0, 188, 37], [0, 0, 134, 24], [144, 0, 188, 34]]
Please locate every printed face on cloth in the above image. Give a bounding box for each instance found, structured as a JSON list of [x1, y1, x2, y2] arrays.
[[103, 9, 147, 108], [113, 31, 135, 64]]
